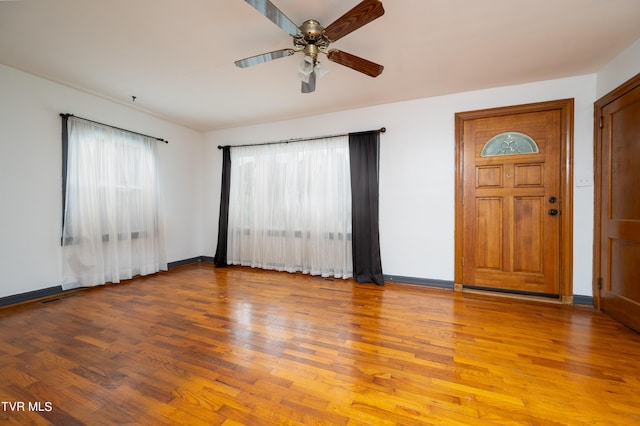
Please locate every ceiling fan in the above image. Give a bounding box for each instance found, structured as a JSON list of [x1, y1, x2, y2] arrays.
[[234, 0, 385, 93]]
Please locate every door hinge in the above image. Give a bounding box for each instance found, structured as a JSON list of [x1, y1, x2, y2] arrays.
[[599, 116, 604, 129], [597, 277, 602, 290], [461, 257, 465, 266]]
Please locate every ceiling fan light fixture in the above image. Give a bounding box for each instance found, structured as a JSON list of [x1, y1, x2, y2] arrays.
[[298, 72, 311, 84], [314, 62, 328, 79], [298, 56, 314, 83]]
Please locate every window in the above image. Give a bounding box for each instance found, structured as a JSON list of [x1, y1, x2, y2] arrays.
[[215, 130, 384, 285], [61, 116, 166, 289], [480, 132, 539, 157], [227, 136, 353, 278]]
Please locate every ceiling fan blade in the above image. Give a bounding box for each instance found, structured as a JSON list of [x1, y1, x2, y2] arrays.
[[327, 49, 383, 77], [323, 0, 384, 42], [235, 49, 295, 68], [243, 0, 301, 36], [301, 70, 316, 93]]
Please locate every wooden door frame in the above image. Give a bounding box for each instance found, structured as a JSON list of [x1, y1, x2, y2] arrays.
[[593, 72, 640, 310], [454, 99, 574, 303]]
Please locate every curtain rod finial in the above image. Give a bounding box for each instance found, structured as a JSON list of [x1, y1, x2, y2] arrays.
[[380, 127, 386, 133]]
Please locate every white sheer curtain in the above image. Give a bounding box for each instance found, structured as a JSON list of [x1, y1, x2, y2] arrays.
[[227, 136, 353, 278], [61, 117, 167, 289]]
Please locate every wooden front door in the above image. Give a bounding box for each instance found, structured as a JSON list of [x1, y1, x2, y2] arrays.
[[594, 73, 640, 332], [455, 100, 573, 299]]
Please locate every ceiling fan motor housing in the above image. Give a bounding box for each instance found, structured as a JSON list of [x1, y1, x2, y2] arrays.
[[300, 19, 324, 41]]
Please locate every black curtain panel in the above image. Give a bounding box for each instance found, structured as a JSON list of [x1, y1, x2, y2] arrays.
[[213, 146, 231, 267], [349, 131, 384, 285], [60, 114, 69, 236]]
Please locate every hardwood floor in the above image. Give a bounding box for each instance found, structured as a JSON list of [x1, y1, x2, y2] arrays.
[[1, 263, 639, 425]]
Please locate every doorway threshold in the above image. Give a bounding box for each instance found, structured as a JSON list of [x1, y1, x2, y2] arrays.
[[461, 285, 564, 304]]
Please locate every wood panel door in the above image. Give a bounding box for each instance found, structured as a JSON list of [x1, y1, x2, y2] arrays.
[[455, 100, 573, 299], [594, 73, 640, 332]]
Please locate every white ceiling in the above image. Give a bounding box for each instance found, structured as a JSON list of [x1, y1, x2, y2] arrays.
[[2, 0, 640, 132]]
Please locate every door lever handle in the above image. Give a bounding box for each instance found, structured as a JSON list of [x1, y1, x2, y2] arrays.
[[548, 209, 559, 216]]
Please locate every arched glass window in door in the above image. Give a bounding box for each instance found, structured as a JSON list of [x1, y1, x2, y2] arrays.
[[480, 132, 539, 157]]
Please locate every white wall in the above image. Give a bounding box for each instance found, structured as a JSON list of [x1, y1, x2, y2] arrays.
[[0, 64, 204, 299], [596, 37, 640, 98], [2, 35, 638, 300], [204, 74, 597, 296]]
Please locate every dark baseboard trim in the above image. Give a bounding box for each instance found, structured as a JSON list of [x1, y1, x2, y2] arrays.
[[167, 257, 202, 269], [1, 262, 595, 309], [0, 286, 66, 308], [384, 275, 454, 289], [384, 275, 595, 307], [573, 295, 594, 306], [167, 256, 215, 269], [2, 257, 211, 308]]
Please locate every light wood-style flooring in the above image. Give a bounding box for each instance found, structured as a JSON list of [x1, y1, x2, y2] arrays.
[[1, 263, 639, 425]]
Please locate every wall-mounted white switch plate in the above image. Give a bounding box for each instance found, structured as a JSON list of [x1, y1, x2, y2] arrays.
[[576, 175, 593, 187]]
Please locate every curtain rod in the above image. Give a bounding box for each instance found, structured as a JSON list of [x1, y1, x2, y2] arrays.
[[217, 127, 385, 150], [60, 113, 168, 143]]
